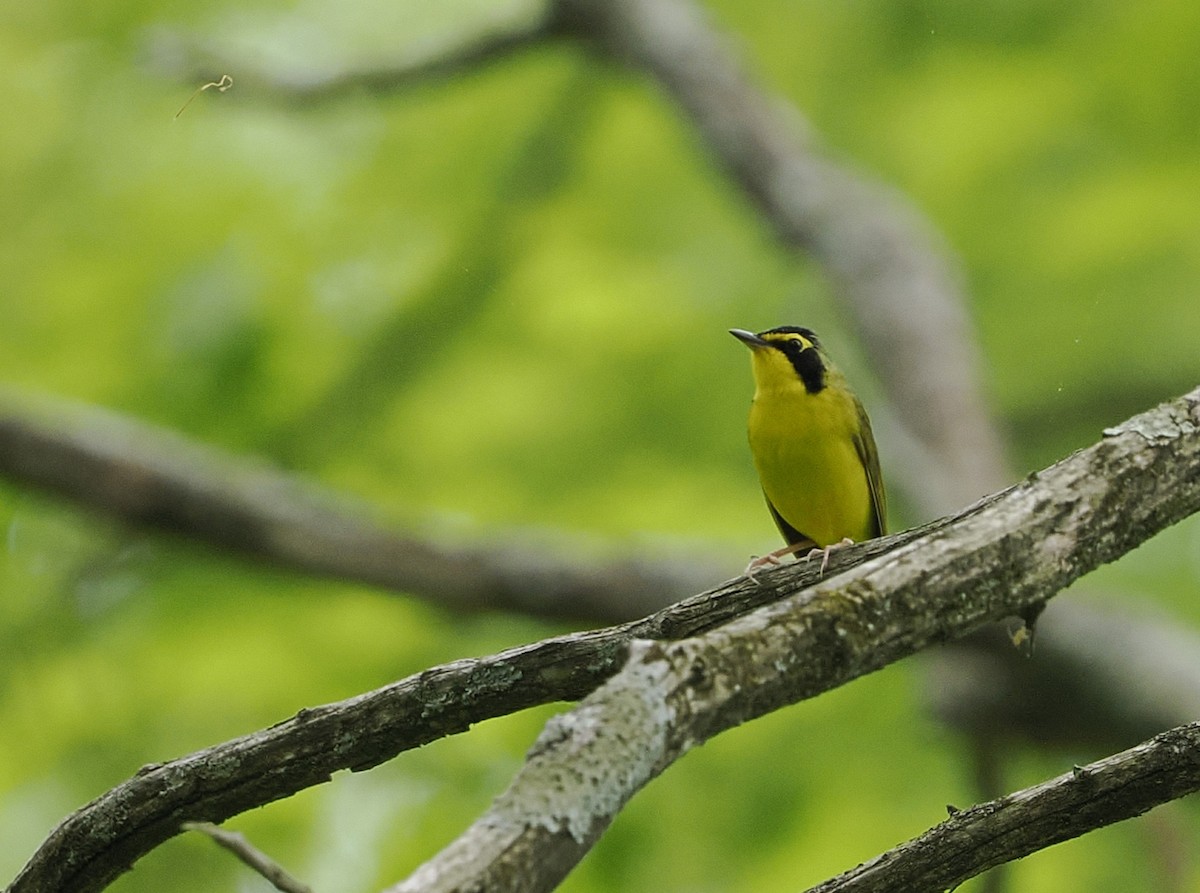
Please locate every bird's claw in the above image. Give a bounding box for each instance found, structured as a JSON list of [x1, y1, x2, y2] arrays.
[[743, 552, 783, 585], [803, 537, 854, 577]]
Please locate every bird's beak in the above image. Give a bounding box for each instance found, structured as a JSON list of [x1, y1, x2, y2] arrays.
[[729, 328, 768, 350]]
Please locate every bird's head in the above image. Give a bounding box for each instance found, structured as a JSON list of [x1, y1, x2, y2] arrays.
[[730, 326, 828, 395]]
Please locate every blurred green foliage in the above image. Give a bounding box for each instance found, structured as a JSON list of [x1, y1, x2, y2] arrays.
[[2, 0, 1199, 891]]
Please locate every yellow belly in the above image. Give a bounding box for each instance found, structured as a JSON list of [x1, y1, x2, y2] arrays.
[[748, 382, 874, 547]]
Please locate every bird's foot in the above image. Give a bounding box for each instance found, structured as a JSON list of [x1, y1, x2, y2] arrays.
[[804, 537, 854, 577], [743, 552, 782, 585], [743, 539, 818, 585]]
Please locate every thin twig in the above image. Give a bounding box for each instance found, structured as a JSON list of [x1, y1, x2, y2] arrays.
[[182, 822, 313, 893]]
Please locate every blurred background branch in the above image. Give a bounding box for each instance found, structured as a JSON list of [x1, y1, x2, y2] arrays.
[[553, 0, 1009, 512], [0, 387, 719, 621]]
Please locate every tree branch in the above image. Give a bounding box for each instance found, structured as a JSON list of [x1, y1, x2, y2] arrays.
[[112, 7, 1200, 886], [805, 721, 1200, 892], [0, 387, 719, 622], [4, 534, 859, 893], [16, 386, 1192, 773], [382, 386, 1200, 892], [10, 388, 1196, 893], [4, 393, 1199, 769]]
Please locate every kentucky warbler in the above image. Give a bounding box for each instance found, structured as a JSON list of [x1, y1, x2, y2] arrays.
[[731, 326, 886, 574]]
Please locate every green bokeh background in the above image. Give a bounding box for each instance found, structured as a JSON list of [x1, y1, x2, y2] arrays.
[[3, 1, 1200, 890]]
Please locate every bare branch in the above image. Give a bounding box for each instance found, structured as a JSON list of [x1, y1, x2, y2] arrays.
[[805, 721, 1200, 892], [0, 387, 719, 621], [383, 386, 1200, 891], [552, 0, 1009, 512], [3, 393, 1198, 767], [181, 823, 313, 893], [11, 387, 1197, 893], [3, 538, 853, 893]]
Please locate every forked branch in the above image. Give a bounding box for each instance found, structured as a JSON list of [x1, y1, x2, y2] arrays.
[[9, 386, 1195, 893], [384, 386, 1200, 892]]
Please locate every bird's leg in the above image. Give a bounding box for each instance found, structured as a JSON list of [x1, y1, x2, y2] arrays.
[[744, 538, 817, 584], [804, 537, 855, 576]]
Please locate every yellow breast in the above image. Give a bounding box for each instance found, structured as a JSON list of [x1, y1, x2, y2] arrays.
[[747, 373, 875, 547]]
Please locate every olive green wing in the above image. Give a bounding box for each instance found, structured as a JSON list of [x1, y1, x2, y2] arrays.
[[851, 396, 888, 538]]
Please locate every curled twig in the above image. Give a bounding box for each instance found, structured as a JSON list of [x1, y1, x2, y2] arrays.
[[174, 73, 232, 119]]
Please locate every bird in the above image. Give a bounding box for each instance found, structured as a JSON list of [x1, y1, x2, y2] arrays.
[[730, 326, 886, 577]]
